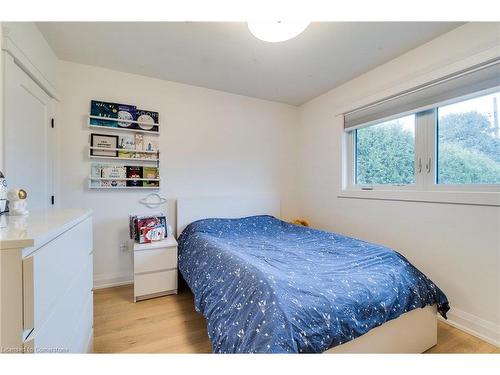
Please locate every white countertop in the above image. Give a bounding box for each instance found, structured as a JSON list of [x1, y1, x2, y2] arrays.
[[0, 208, 92, 252]]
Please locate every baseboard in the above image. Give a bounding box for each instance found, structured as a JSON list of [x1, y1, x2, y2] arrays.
[[439, 307, 499, 347], [93, 273, 133, 289]]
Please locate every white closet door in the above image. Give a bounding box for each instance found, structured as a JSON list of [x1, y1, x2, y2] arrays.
[[3, 53, 55, 210]]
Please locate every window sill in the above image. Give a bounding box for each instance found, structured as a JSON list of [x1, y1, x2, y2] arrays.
[[338, 189, 500, 207]]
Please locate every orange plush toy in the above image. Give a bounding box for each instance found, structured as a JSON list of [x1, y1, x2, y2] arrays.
[[291, 218, 310, 227]]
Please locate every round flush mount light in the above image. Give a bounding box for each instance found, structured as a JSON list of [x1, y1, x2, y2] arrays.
[[247, 21, 310, 43]]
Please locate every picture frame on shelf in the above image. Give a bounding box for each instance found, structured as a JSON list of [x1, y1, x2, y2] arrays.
[[90, 134, 119, 157]]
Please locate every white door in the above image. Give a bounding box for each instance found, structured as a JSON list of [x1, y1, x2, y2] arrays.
[[3, 53, 55, 211]]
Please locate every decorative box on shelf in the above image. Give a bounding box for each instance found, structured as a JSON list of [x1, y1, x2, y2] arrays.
[[133, 236, 178, 302]]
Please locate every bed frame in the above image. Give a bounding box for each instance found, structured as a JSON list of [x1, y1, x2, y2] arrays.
[[176, 194, 280, 237], [176, 194, 437, 353]]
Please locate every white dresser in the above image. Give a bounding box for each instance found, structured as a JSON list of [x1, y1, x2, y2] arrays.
[[0, 209, 93, 353], [133, 236, 178, 302]]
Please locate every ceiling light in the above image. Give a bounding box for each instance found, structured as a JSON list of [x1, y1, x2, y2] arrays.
[[247, 21, 310, 43]]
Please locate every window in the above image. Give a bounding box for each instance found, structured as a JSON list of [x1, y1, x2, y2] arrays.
[[437, 92, 500, 184], [355, 115, 415, 185], [343, 87, 500, 205]]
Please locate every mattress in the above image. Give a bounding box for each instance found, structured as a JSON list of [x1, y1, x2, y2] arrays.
[[178, 215, 449, 353]]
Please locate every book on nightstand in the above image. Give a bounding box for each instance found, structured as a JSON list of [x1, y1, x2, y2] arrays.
[[129, 213, 167, 243]]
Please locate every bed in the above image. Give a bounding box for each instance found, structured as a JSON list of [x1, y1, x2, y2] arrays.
[[176, 195, 449, 354]]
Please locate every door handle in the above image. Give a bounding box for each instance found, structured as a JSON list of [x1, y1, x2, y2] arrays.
[[426, 157, 432, 173], [417, 158, 422, 173]]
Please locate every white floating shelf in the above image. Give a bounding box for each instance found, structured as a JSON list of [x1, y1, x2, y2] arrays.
[[88, 185, 160, 190], [89, 124, 160, 135], [89, 146, 158, 154], [89, 177, 161, 181], [89, 115, 162, 127], [89, 155, 159, 162], [88, 121, 160, 135], [88, 108, 162, 190]]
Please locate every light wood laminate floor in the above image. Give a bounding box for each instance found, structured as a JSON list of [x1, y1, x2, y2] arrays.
[[93, 285, 498, 354]]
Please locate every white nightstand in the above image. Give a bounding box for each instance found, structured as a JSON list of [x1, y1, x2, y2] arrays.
[[133, 236, 178, 302]]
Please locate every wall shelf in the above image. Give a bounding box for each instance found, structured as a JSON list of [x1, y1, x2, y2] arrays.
[[89, 145, 159, 163], [89, 154, 159, 162], [89, 115, 162, 127], [89, 164, 160, 189], [88, 123, 160, 135], [89, 146, 158, 154], [88, 177, 160, 189], [87, 103, 162, 190], [89, 177, 161, 182], [88, 114, 160, 135], [88, 184, 160, 190]]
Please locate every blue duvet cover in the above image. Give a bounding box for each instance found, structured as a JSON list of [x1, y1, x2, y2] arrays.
[[178, 215, 449, 353]]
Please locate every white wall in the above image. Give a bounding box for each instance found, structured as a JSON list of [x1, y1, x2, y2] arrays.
[[58, 61, 299, 288], [297, 22, 500, 345]]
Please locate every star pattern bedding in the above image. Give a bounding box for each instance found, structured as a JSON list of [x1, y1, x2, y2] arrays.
[[178, 215, 449, 353]]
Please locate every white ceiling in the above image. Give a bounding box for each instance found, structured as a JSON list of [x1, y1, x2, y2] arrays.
[[37, 22, 462, 105]]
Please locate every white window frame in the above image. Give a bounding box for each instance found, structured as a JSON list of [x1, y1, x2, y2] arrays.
[[341, 87, 500, 207]]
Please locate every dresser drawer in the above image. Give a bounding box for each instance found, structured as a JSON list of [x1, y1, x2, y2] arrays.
[[28, 253, 93, 353], [134, 269, 177, 298], [134, 247, 177, 274], [24, 217, 92, 333]]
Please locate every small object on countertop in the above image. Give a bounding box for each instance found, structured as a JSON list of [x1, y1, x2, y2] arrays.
[[291, 218, 310, 227], [7, 188, 29, 216], [0, 170, 9, 216]]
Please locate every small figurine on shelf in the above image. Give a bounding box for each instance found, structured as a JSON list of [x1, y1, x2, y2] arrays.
[[7, 188, 29, 216]]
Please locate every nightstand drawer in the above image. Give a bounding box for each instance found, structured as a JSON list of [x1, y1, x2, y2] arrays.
[[134, 247, 177, 274], [134, 269, 177, 297]]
